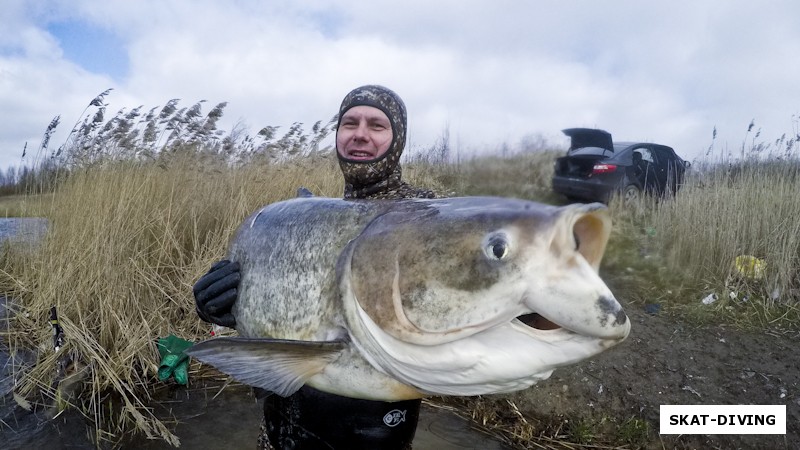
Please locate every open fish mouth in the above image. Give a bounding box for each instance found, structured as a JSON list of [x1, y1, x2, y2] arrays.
[[515, 312, 561, 331], [512, 303, 630, 341]]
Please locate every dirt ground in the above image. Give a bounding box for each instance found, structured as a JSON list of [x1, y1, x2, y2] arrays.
[[459, 306, 800, 449]]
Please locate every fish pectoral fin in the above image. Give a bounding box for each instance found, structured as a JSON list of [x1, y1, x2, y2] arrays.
[[185, 337, 347, 397]]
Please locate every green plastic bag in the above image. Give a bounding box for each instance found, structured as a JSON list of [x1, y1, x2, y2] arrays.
[[157, 335, 193, 385]]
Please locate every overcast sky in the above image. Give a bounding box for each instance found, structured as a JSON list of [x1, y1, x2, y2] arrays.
[[2, 0, 799, 171]]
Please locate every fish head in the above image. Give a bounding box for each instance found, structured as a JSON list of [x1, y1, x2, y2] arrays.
[[338, 197, 630, 395]]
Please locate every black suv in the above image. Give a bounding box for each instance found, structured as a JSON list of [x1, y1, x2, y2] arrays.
[[552, 128, 689, 203]]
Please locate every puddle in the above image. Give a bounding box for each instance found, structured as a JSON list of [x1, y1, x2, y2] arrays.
[[2, 380, 510, 449], [127, 385, 511, 449], [0, 218, 48, 245]]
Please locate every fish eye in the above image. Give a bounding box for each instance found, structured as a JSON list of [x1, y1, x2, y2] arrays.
[[491, 242, 508, 259], [483, 233, 511, 261]]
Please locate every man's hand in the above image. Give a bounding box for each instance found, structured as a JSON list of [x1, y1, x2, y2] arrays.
[[193, 260, 240, 327]]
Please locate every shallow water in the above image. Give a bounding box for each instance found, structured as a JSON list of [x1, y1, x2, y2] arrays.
[[2, 366, 509, 449], [126, 385, 510, 449], [0, 219, 510, 449], [0, 217, 48, 245]]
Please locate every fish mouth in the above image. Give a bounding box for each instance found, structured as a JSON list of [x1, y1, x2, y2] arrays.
[[515, 313, 561, 331], [513, 306, 631, 341]]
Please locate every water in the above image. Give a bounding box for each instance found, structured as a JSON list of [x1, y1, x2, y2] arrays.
[[0, 218, 48, 245], [1, 218, 104, 448], [0, 218, 510, 449]]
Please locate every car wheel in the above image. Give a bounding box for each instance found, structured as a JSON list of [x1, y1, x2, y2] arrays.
[[623, 184, 641, 205]]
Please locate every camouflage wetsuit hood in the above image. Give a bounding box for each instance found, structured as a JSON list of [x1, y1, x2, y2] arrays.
[[337, 85, 436, 200]]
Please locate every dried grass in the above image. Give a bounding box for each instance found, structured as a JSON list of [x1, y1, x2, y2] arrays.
[[424, 397, 628, 449], [0, 154, 342, 446], [443, 150, 562, 202], [606, 157, 800, 321]]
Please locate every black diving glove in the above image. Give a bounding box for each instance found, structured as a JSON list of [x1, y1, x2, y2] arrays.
[[193, 260, 240, 328]]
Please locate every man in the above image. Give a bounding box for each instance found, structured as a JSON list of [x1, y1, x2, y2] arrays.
[[632, 149, 657, 195], [194, 85, 435, 449]]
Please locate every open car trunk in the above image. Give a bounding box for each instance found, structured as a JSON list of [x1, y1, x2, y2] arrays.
[[554, 154, 609, 177], [563, 128, 613, 152]]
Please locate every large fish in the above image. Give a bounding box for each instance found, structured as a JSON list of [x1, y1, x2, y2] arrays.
[[187, 196, 630, 401]]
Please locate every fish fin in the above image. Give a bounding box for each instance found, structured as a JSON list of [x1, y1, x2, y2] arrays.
[[186, 337, 346, 397], [296, 187, 314, 197]]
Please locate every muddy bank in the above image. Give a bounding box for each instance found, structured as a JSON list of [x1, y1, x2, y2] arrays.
[[495, 307, 799, 449]]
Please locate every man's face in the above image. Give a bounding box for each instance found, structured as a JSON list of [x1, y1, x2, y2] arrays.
[[337, 106, 393, 161]]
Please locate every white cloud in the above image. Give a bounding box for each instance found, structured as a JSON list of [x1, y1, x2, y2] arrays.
[[2, 0, 800, 171]]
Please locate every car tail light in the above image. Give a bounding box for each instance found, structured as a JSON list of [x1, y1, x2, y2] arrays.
[[591, 164, 617, 174]]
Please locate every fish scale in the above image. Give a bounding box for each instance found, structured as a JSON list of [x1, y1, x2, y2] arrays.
[[231, 198, 384, 341]]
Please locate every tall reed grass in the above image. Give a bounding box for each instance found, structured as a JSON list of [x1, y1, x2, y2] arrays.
[[0, 155, 343, 445], [603, 154, 800, 327], [646, 161, 798, 316], [407, 150, 562, 201]]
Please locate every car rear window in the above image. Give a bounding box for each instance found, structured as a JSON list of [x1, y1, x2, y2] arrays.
[[567, 146, 613, 157]]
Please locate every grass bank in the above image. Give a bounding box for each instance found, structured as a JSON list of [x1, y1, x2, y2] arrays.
[[0, 193, 54, 218]]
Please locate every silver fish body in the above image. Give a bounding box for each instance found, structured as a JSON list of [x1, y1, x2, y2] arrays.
[[187, 196, 630, 401]]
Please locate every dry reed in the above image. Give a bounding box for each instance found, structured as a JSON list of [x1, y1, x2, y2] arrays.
[[614, 161, 799, 306], [1, 155, 342, 446]]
